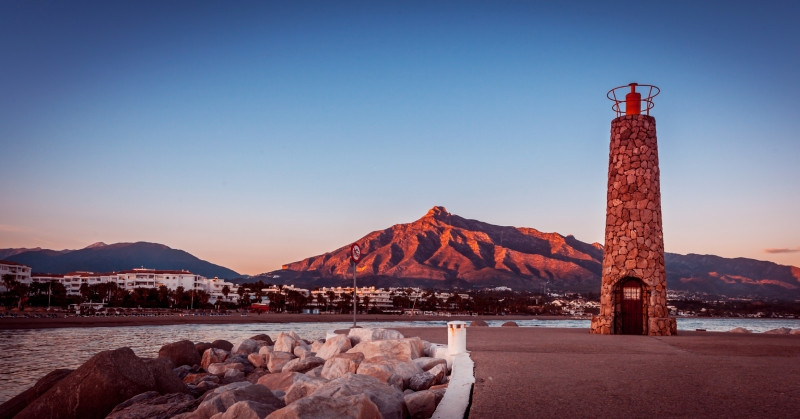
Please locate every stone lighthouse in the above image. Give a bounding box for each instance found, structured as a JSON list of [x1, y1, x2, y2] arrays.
[[590, 83, 677, 336]]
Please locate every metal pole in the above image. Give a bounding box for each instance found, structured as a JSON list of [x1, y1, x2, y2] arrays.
[[352, 259, 357, 327]]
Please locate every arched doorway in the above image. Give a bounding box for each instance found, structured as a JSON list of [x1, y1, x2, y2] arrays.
[[614, 277, 645, 335]]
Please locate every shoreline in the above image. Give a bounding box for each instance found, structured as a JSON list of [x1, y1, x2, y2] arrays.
[[0, 313, 578, 330]]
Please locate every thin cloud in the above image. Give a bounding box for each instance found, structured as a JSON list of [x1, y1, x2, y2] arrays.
[[0, 224, 27, 233], [764, 247, 800, 254]]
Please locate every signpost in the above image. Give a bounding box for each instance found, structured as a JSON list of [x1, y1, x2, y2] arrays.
[[350, 243, 362, 328]]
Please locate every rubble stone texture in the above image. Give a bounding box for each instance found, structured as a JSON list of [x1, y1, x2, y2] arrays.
[[590, 114, 677, 336]]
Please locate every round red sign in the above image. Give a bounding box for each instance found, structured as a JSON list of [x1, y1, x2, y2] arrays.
[[350, 243, 362, 263]]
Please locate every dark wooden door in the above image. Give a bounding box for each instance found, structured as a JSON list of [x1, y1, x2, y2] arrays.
[[620, 281, 643, 334]]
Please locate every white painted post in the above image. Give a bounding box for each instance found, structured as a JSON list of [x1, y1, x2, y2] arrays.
[[447, 321, 467, 355]]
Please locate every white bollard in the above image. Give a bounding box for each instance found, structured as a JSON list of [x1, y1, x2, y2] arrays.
[[447, 321, 467, 355]]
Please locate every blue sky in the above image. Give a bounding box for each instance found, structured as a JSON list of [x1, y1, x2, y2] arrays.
[[1, 1, 798, 275]]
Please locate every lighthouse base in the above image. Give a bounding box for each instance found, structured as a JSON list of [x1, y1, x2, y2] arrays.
[[590, 315, 677, 336]]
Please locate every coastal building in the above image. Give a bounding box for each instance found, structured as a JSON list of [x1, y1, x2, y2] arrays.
[[28, 268, 240, 305], [0, 260, 32, 292], [590, 83, 677, 336]]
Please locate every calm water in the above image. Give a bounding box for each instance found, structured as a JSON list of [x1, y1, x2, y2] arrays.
[[1, 318, 798, 404]]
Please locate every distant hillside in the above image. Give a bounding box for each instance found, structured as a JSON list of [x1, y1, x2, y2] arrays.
[[2, 242, 239, 279], [255, 206, 800, 300]]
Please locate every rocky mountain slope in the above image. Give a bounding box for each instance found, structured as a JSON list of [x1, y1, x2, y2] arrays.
[[272, 207, 800, 299], [1, 242, 239, 279]]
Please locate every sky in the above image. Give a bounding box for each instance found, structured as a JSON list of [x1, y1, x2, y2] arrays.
[[1, 1, 798, 275]]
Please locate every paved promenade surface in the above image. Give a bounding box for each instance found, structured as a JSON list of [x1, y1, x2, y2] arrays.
[[394, 327, 800, 419]]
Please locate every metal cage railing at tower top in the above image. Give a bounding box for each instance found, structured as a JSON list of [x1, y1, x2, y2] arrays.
[[607, 83, 659, 117]]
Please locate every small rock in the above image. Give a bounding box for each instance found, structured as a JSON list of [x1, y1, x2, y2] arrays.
[[201, 348, 230, 370], [408, 371, 437, 391], [764, 327, 791, 335], [404, 390, 437, 419], [274, 332, 298, 353], [729, 327, 751, 333], [247, 353, 266, 369], [501, 321, 519, 327], [470, 319, 489, 327], [267, 351, 295, 373], [212, 400, 274, 419], [249, 334, 274, 346], [211, 340, 234, 352], [282, 356, 325, 374], [413, 357, 447, 372]]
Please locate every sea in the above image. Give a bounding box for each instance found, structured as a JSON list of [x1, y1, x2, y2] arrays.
[[1, 317, 799, 404]]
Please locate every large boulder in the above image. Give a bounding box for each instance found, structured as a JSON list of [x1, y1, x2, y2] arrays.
[[347, 337, 424, 361], [501, 321, 519, 327], [257, 371, 303, 393], [729, 327, 751, 333], [192, 382, 284, 419], [267, 393, 380, 419], [201, 348, 229, 370], [15, 348, 162, 419], [470, 319, 489, 327], [232, 339, 261, 355], [159, 340, 201, 368], [321, 352, 364, 380], [267, 352, 295, 373], [282, 356, 325, 374], [283, 375, 328, 404], [315, 334, 352, 360], [347, 328, 404, 344], [0, 368, 72, 419], [145, 357, 191, 394], [356, 356, 423, 389], [310, 373, 406, 419], [106, 391, 195, 419]]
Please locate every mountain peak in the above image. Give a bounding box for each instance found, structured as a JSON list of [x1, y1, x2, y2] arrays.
[[425, 206, 450, 219], [85, 242, 107, 249]]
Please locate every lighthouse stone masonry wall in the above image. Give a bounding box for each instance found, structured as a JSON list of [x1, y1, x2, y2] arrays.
[[590, 114, 677, 336]]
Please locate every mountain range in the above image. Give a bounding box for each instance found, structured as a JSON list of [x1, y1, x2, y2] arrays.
[[0, 242, 239, 279], [3, 207, 799, 300], [266, 206, 800, 300]]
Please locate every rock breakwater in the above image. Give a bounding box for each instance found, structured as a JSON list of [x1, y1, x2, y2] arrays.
[[0, 328, 451, 419]]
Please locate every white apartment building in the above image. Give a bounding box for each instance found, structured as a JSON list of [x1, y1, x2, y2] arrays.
[[0, 260, 32, 292], [27, 268, 239, 304]]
